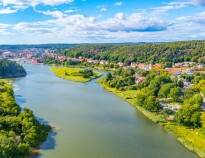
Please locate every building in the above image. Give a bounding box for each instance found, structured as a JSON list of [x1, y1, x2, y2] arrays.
[[134, 73, 145, 84], [137, 63, 152, 71], [165, 67, 193, 76]]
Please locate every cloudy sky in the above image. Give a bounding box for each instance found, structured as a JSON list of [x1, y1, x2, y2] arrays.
[[0, 0, 205, 44]]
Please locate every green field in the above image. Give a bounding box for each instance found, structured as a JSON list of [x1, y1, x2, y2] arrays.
[[51, 67, 101, 83], [98, 78, 205, 158]]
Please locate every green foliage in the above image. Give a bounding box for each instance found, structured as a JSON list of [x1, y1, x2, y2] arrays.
[[158, 83, 175, 98], [79, 69, 94, 78], [144, 96, 161, 112], [184, 94, 203, 107], [51, 67, 101, 83], [0, 80, 50, 158], [175, 104, 201, 128], [0, 59, 26, 78], [61, 40, 205, 64], [169, 87, 182, 102], [135, 88, 160, 112], [106, 68, 135, 90]]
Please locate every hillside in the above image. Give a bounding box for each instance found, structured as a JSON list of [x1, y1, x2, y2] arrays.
[[61, 40, 205, 65]]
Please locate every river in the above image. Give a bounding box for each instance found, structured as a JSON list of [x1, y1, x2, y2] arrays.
[[13, 64, 198, 158]]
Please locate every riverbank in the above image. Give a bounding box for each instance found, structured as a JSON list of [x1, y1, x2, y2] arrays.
[[50, 67, 101, 83], [0, 79, 51, 158], [98, 79, 205, 158]]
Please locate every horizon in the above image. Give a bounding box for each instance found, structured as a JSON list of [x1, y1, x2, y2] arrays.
[[0, 39, 205, 45], [0, 0, 205, 44]]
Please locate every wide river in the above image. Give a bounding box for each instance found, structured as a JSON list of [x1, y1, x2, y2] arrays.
[[13, 64, 198, 158]]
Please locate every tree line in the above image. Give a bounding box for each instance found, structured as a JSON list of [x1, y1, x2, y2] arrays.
[[61, 40, 205, 66]]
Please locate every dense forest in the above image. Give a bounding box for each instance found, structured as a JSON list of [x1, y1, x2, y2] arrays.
[[0, 80, 51, 158], [0, 60, 26, 78], [61, 40, 205, 66]]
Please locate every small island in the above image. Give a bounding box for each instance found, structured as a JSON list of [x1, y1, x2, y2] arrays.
[[0, 59, 26, 78], [0, 80, 51, 158], [51, 67, 101, 83]]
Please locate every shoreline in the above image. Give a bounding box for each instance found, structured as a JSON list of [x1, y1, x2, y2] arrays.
[[46, 66, 205, 158], [98, 79, 205, 158]]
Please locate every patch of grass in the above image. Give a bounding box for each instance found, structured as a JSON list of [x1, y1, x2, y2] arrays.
[[165, 121, 205, 158], [51, 67, 101, 83]]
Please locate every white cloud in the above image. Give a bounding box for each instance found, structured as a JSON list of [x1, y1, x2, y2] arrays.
[[151, 1, 192, 14], [1, 1, 205, 43], [0, 24, 11, 34], [0, 7, 18, 14], [115, 1, 123, 6], [64, 9, 79, 13], [0, 0, 74, 7], [97, 5, 107, 12]]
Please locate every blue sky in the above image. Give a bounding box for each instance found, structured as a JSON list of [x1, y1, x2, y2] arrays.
[[0, 0, 205, 44]]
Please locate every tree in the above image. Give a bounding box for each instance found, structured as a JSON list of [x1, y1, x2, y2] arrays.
[[184, 94, 203, 107], [135, 90, 146, 107], [175, 104, 201, 128], [158, 83, 174, 98], [106, 72, 112, 81], [169, 87, 181, 102], [144, 96, 161, 112]]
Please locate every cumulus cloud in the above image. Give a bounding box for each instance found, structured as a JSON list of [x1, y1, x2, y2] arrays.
[[0, 0, 74, 7], [100, 12, 169, 32], [1, 0, 205, 43]]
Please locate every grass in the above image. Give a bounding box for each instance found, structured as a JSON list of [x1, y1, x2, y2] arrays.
[[98, 78, 205, 158], [165, 119, 205, 158], [51, 67, 101, 83]]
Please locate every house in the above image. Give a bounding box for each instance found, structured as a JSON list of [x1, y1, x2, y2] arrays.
[[160, 103, 181, 112], [136, 77, 145, 84], [183, 81, 192, 89], [174, 62, 195, 68], [100, 60, 108, 65], [78, 57, 87, 62], [152, 64, 163, 69], [118, 62, 124, 67], [87, 59, 99, 64], [137, 63, 152, 71], [57, 56, 67, 62], [134, 73, 145, 84], [130, 62, 138, 68], [165, 67, 193, 76]]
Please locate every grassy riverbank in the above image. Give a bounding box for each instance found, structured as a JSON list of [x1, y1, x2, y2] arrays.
[[51, 67, 101, 83], [98, 79, 205, 158]]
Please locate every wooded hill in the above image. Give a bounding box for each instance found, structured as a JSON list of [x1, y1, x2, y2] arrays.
[[61, 40, 205, 66], [0, 60, 26, 78]]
